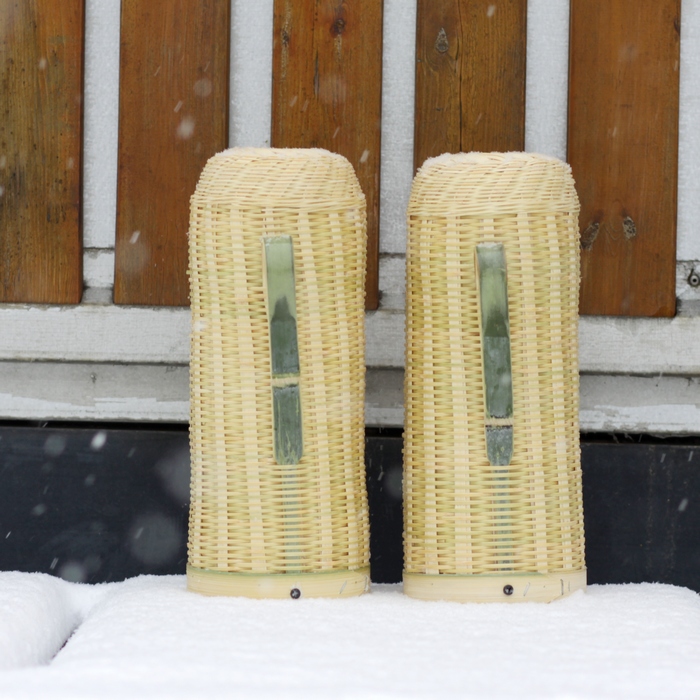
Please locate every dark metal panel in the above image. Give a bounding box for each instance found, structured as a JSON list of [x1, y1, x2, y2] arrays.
[[582, 441, 700, 591], [1, 427, 698, 592], [0, 426, 189, 583], [365, 436, 404, 583]]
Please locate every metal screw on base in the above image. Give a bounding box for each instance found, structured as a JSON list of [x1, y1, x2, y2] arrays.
[[290, 588, 301, 599], [503, 585, 514, 596]]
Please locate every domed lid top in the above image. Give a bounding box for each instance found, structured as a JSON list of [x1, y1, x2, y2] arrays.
[[409, 151, 579, 217], [192, 147, 365, 210]]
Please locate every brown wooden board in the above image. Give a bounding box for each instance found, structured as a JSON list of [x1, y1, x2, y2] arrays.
[[413, 0, 526, 172], [0, 0, 84, 304], [569, 1, 680, 317], [114, 0, 230, 306], [271, 0, 383, 310]]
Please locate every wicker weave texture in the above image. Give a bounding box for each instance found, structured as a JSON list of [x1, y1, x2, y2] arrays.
[[404, 152, 585, 577], [188, 148, 369, 576]]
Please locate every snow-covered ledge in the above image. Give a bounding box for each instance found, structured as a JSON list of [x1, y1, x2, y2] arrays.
[[1, 306, 700, 433], [1, 362, 698, 434], [369, 312, 700, 374], [2, 305, 700, 373]]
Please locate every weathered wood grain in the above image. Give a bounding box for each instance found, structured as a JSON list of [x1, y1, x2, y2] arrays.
[[0, 0, 84, 303], [271, 0, 383, 310], [114, 0, 229, 306], [569, 0, 680, 317], [413, 0, 526, 171]]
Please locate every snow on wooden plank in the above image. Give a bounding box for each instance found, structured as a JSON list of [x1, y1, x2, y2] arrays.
[[365, 314, 700, 373], [114, 0, 230, 306], [0, 362, 407, 427], [580, 375, 700, 435], [381, 257, 700, 314], [0, 0, 84, 303], [378, 255, 406, 310], [378, 0, 416, 257], [83, 250, 115, 290], [365, 310, 406, 367], [0, 362, 189, 423], [577, 316, 700, 374], [0, 306, 190, 364], [523, 0, 569, 160], [0, 360, 699, 433], [82, 0, 121, 250], [1, 306, 700, 376]]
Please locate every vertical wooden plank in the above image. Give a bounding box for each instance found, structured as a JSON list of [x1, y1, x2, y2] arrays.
[[0, 0, 84, 304], [114, 0, 230, 306], [271, 0, 383, 310], [569, 1, 680, 317], [413, 0, 526, 172]]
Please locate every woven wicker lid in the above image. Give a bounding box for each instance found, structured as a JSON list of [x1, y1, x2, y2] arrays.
[[190, 147, 365, 209], [409, 151, 578, 217]]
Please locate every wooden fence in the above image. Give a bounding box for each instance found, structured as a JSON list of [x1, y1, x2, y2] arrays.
[[0, 0, 681, 315]]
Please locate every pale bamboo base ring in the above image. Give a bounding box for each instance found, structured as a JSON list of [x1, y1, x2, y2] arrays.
[[187, 565, 370, 599], [404, 569, 587, 603]]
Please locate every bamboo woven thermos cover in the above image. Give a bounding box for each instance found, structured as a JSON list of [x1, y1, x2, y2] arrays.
[[187, 148, 370, 598], [403, 152, 586, 603]]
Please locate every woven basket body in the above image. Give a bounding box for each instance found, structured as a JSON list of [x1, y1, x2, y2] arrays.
[[187, 148, 369, 598], [403, 152, 586, 602]]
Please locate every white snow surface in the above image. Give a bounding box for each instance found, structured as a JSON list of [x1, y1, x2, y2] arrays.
[[1, 574, 699, 699]]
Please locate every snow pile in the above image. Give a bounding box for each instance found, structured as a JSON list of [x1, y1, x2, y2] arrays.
[[0, 574, 699, 699], [0, 572, 88, 670]]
